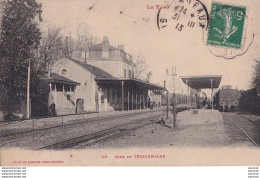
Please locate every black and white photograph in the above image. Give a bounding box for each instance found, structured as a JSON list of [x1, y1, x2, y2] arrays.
[[0, 0, 260, 166]]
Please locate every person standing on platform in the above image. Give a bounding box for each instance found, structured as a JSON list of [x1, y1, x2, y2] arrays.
[[50, 101, 57, 116], [148, 98, 151, 109]]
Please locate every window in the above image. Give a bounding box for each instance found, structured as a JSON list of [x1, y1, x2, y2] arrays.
[[71, 86, 75, 92], [51, 83, 55, 91], [124, 69, 126, 77], [128, 70, 131, 78], [62, 69, 67, 75], [56, 83, 63, 92], [101, 93, 104, 103], [64, 84, 70, 92], [107, 88, 110, 102]]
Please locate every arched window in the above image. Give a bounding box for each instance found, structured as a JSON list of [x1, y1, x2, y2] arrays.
[[62, 69, 67, 75]]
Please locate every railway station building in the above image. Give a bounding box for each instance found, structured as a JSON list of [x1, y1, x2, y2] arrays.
[[51, 36, 164, 114], [38, 72, 80, 116]]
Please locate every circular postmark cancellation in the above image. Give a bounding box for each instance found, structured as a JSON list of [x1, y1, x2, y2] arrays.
[[157, 0, 209, 32], [204, 1, 254, 59]]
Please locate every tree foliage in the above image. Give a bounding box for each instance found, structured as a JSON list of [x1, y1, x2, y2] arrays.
[[251, 59, 260, 88], [37, 26, 64, 72], [61, 23, 99, 56], [134, 54, 152, 82], [0, 0, 43, 119], [134, 54, 147, 80], [145, 71, 152, 82]]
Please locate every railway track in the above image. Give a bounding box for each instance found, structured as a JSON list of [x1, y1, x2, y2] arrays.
[[37, 114, 161, 150], [223, 112, 260, 148], [240, 114, 260, 126], [1, 109, 166, 148], [1, 109, 163, 140]]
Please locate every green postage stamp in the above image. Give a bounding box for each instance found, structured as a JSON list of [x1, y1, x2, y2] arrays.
[[207, 2, 246, 49]]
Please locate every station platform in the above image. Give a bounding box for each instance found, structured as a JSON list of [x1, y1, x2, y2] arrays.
[[176, 109, 223, 126], [95, 108, 255, 148], [164, 109, 229, 147]]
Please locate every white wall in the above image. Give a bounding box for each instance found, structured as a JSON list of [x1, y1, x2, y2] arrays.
[[87, 59, 135, 78], [52, 58, 97, 112]]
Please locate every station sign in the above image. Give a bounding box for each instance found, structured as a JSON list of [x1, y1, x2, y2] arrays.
[[165, 75, 183, 93]]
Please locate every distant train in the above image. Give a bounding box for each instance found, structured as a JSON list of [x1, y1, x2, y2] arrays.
[[161, 90, 203, 109], [239, 86, 260, 115], [214, 85, 241, 112]]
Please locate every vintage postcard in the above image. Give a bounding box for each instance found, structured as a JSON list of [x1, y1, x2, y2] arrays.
[[0, 0, 260, 166]]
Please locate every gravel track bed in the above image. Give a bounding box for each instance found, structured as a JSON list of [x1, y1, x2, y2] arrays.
[[1, 110, 162, 150], [223, 112, 260, 147]]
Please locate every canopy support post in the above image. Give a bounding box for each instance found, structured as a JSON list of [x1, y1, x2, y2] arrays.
[[210, 79, 213, 110]]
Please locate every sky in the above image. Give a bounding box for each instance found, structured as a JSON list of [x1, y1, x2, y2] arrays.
[[39, 0, 260, 91]]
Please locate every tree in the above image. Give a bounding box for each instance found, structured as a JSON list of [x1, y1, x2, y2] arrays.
[[37, 23, 100, 71], [145, 71, 152, 82], [251, 59, 260, 88], [134, 54, 147, 80], [62, 23, 99, 54], [0, 0, 42, 120], [75, 23, 99, 49], [134, 53, 153, 82], [37, 25, 64, 72]]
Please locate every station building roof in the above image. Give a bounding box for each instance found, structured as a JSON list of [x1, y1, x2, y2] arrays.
[[70, 59, 114, 78], [95, 77, 164, 91], [180, 75, 222, 89], [89, 43, 118, 51], [70, 58, 164, 90], [39, 73, 80, 85]]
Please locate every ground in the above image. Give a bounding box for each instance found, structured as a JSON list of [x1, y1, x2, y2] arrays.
[[86, 109, 257, 149], [1, 108, 259, 149]]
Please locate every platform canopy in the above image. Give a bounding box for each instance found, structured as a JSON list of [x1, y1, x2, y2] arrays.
[[95, 77, 164, 91], [180, 75, 222, 89]]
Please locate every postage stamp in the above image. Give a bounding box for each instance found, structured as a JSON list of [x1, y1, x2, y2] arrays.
[[207, 2, 246, 49]]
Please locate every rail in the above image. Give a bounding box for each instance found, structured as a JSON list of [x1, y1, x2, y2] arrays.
[[37, 114, 162, 150], [223, 113, 260, 148]]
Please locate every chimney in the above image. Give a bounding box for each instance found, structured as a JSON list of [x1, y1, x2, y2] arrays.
[[118, 44, 124, 51], [102, 36, 109, 58], [103, 36, 108, 42], [82, 41, 89, 62], [65, 37, 69, 57]]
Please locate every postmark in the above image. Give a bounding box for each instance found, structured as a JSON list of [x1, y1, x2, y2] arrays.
[[207, 2, 246, 49], [157, 0, 209, 32]]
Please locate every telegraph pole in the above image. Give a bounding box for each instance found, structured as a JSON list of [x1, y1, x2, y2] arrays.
[[210, 79, 213, 110], [171, 66, 177, 131], [27, 58, 31, 119], [0, 1, 3, 42], [166, 91, 169, 119]]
